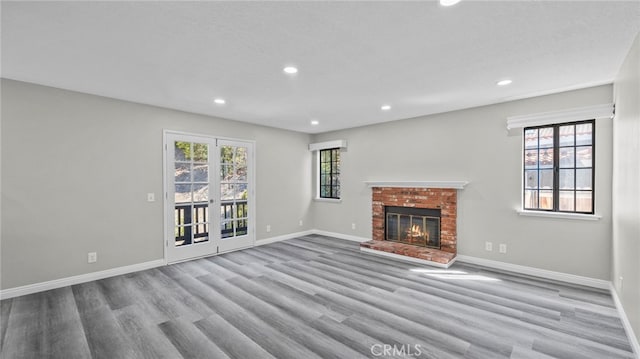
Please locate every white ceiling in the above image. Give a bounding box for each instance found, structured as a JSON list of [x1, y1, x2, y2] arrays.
[[2, 1, 639, 134]]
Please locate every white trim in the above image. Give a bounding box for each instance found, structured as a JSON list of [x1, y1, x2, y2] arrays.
[[365, 181, 469, 189], [255, 230, 315, 246], [312, 229, 370, 243], [506, 103, 614, 130], [162, 129, 257, 146], [610, 283, 640, 358], [163, 132, 168, 265], [309, 139, 347, 151], [456, 255, 610, 289], [0, 259, 165, 300], [516, 209, 602, 221], [360, 247, 456, 268]]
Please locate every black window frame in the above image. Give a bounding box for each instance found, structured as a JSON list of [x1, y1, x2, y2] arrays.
[[523, 119, 595, 214], [319, 148, 341, 199]]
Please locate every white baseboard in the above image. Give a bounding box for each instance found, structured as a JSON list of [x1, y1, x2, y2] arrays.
[[312, 229, 370, 243], [255, 230, 315, 246], [0, 259, 165, 300], [610, 283, 640, 358], [456, 255, 610, 290]]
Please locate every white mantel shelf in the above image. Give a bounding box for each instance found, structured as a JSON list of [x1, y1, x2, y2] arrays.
[[364, 181, 469, 189]]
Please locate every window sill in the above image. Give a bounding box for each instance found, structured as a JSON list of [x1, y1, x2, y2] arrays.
[[516, 209, 601, 221], [314, 197, 342, 203]]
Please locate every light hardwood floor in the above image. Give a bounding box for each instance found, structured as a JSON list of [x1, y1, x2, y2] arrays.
[[0, 235, 635, 358]]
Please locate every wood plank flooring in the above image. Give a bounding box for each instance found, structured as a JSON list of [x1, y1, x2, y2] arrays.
[[0, 235, 635, 358]]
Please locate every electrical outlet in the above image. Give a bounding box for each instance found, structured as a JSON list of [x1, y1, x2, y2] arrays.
[[266, 225, 271, 233], [619, 276, 624, 291], [351, 223, 356, 230], [499, 244, 507, 254], [147, 193, 155, 202], [88, 252, 97, 263], [485, 242, 493, 251], [299, 220, 303, 226]]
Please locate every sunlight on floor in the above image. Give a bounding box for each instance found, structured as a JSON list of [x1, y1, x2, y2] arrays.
[[410, 268, 502, 282]]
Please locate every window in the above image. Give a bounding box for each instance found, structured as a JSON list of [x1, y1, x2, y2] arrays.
[[319, 148, 340, 199], [523, 120, 595, 214]]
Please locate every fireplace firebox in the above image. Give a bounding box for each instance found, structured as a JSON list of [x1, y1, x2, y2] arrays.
[[385, 206, 441, 249]]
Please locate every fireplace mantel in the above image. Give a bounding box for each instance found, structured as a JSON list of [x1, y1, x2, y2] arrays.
[[364, 181, 469, 189]]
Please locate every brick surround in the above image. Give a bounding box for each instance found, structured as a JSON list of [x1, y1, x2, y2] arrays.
[[361, 187, 458, 265]]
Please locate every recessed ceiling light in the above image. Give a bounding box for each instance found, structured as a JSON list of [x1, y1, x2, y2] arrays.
[[440, 0, 461, 6], [381, 105, 391, 111], [310, 120, 319, 126], [213, 98, 226, 105], [283, 66, 298, 74], [497, 79, 513, 86]]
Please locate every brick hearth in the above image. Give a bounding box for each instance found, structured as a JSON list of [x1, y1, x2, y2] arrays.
[[361, 187, 458, 266]]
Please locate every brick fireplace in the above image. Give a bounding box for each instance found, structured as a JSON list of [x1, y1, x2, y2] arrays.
[[360, 184, 463, 268]]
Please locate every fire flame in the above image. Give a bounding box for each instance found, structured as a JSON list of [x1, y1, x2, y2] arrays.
[[407, 224, 429, 240]]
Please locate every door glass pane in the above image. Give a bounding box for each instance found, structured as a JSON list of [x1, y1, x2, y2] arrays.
[[193, 143, 208, 162], [175, 142, 192, 161], [221, 184, 234, 200], [175, 205, 190, 226], [221, 165, 233, 181], [559, 169, 574, 190], [175, 163, 191, 182], [235, 183, 248, 200], [220, 146, 233, 164], [221, 203, 233, 221], [193, 223, 208, 243], [235, 166, 247, 181], [175, 226, 192, 247], [559, 191, 575, 211], [175, 184, 192, 203], [193, 164, 208, 182], [236, 202, 248, 219], [235, 220, 248, 236], [193, 204, 207, 224], [235, 147, 247, 167], [221, 221, 233, 238], [193, 183, 209, 202]]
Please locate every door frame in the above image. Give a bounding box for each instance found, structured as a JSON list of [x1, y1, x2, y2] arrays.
[[162, 129, 256, 264]]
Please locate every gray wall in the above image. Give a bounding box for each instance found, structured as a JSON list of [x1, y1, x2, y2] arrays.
[[312, 85, 613, 280], [612, 32, 640, 344], [1, 79, 313, 289]]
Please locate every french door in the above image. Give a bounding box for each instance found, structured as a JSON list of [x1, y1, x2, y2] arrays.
[[165, 132, 254, 263]]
